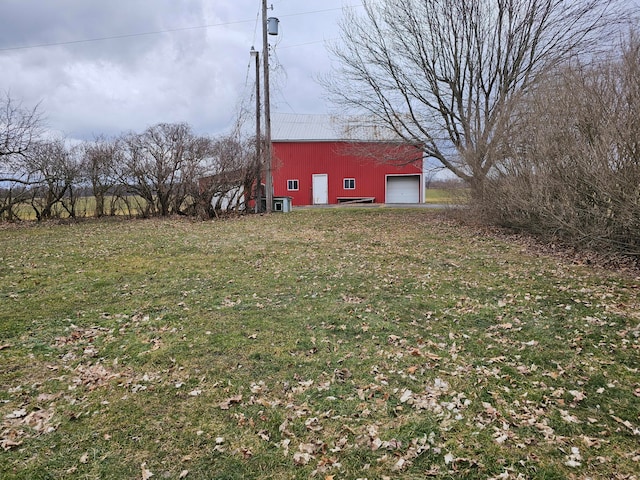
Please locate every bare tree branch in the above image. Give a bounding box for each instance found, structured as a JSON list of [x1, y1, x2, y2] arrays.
[[0, 93, 43, 219], [324, 0, 629, 196], [0, 92, 42, 160]]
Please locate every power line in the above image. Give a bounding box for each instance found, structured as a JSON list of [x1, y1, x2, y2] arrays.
[[278, 5, 362, 19], [278, 38, 339, 50], [0, 4, 363, 53], [0, 19, 254, 52]]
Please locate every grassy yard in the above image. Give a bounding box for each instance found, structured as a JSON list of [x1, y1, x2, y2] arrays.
[[0, 210, 638, 479], [425, 188, 467, 204]]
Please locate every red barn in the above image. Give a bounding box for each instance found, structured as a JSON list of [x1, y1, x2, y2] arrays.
[[271, 114, 423, 206]]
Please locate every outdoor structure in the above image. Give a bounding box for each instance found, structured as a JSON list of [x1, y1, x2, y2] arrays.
[[271, 114, 423, 206], [198, 168, 255, 214]]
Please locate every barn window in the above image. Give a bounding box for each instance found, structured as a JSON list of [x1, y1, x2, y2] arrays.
[[343, 178, 356, 190], [287, 179, 299, 191]]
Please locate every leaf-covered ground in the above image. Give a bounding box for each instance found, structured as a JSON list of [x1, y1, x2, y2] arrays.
[[1, 209, 638, 479]]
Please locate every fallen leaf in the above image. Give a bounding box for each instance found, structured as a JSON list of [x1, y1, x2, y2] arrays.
[[179, 470, 189, 478], [298, 443, 319, 454], [4, 409, 27, 419], [424, 352, 442, 361], [24, 408, 56, 434], [560, 409, 582, 424], [569, 390, 586, 402], [279, 419, 293, 436], [0, 439, 22, 451], [305, 417, 323, 432], [279, 438, 291, 456], [36, 393, 60, 402], [293, 451, 312, 465], [611, 415, 640, 435], [564, 447, 582, 467], [392, 457, 406, 471], [80, 452, 89, 464], [482, 402, 498, 416], [141, 462, 153, 480], [219, 394, 243, 410], [399, 389, 413, 403]]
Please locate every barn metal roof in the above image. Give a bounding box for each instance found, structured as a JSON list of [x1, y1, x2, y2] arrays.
[[271, 113, 403, 142]]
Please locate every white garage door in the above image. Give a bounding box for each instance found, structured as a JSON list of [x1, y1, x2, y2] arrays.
[[386, 175, 421, 203]]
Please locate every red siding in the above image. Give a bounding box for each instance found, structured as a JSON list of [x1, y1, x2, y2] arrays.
[[272, 141, 423, 206]]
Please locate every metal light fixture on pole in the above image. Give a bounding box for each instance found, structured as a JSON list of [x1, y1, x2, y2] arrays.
[[250, 46, 262, 213], [262, 0, 274, 213]]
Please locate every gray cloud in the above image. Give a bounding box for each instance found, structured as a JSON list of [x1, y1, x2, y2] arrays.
[[0, 0, 352, 140]]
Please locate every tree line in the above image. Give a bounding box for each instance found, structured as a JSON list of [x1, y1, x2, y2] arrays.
[[0, 100, 259, 221]]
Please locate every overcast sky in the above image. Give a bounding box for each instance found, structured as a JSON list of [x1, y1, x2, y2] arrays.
[[0, 0, 358, 141]]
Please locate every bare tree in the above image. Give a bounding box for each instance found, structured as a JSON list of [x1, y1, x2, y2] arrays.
[[59, 144, 84, 218], [325, 0, 627, 197], [0, 93, 43, 220], [170, 134, 213, 216], [26, 139, 80, 221], [120, 123, 213, 217], [82, 135, 122, 217], [0, 93, 41, 161]]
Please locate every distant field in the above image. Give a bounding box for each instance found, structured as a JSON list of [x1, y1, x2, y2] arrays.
[[1, 209, 638, 479], [6, 191, 460, 220], [7, 196, 146, 220], [425, 188, 468, 204]]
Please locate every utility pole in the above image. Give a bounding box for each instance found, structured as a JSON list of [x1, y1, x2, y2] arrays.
[[262, 0, 273, 213], [250, 47, 262, 213]]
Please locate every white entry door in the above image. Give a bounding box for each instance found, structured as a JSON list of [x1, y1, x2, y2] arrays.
[[312, 174, 328, 204]]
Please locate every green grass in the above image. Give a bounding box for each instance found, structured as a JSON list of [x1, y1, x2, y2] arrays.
[[1, 209, 639, 479], [425, 188, 468, 204]]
